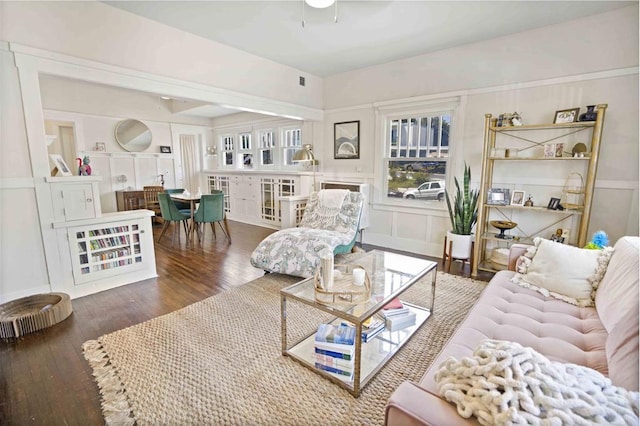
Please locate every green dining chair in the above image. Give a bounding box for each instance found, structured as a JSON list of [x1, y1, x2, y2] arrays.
[[193, 192, 231, 243], [157, 193, 191, 243], [164, 188, 191, 211]]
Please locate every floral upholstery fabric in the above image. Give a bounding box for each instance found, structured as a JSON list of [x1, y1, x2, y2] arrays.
[[250, 191, 364, 278]]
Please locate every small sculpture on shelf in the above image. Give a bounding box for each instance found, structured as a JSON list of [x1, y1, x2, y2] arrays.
[[77, 156, 92, 176], [524, 196, 534, 207], [579, 105, 597, 122]]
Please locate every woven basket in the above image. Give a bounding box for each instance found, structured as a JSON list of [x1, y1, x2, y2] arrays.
[[0, 293, 72, 338]]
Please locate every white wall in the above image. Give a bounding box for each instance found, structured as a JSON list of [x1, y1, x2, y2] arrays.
[[3, 1, 323, 110], [319, 5, 639, 256]]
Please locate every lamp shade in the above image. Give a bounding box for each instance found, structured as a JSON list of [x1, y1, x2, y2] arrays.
[[305, 0, 335, 8], [292, 144, 315, 162]]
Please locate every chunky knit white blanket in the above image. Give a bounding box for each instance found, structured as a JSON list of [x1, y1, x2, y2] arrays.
[[435, 340, 639, 426]]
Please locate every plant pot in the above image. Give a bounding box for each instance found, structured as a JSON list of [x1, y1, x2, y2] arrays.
[[446, 231, 473, 260]]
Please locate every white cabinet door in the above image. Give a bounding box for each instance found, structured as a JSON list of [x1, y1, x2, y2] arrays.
[[53, 183, 96, 221]]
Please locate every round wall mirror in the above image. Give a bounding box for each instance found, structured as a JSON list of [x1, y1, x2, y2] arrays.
[[114, 119, 152, 152]]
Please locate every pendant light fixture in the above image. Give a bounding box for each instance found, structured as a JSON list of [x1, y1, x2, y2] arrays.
[[302, 0, 338, 27]]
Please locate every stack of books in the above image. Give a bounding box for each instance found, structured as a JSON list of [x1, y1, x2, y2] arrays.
[[381, 297, 416, 331], [314, 324, 356, 380]]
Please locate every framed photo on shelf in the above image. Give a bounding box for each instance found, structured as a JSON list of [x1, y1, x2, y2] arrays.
[[510, 190, 525, 206], [486, 188, 511, 205], [544, 144, 556, 158], [547, 197, 561, 210], [334, 121, 360, 159], [49, 154, 72, 176], [553, 108, 580, 124]]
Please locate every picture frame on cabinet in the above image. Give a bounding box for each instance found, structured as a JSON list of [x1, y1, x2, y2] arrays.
[[510, 190, 525, 206], [553, 108, 580, 124], [49, 154, 72, 176], [487, 188, 511, 206], [334, 121, 360, 159]]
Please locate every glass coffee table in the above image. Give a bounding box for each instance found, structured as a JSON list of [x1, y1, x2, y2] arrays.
[[280, 250, 437, 396]]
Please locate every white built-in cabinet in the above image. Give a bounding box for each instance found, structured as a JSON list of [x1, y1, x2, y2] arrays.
[[48, 177, 157, 298], [47, 176, 102, 221], [206, 172, 309, 228]]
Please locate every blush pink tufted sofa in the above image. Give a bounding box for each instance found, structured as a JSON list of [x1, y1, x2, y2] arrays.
[[385, 236, 639, 425]]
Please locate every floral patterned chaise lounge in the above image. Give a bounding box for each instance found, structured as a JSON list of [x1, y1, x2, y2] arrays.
[[250, 190, 364, 278]]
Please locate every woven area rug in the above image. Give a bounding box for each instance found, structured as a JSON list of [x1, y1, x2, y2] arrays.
[[83, 270, 486, 425]]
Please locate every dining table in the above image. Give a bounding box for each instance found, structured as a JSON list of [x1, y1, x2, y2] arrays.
[[170, 192, 201, 246]]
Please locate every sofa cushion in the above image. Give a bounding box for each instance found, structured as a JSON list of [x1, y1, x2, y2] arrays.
[[511, 238, 612, 306], [595, 236, 640, 391], [420, 271, 608, 395]]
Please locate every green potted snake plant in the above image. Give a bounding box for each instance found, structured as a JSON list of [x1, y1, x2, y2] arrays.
[[445, 163, 479, 260]]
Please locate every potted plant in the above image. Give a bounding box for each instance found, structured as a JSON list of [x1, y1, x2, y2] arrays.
[[445, 163, 479, 260]]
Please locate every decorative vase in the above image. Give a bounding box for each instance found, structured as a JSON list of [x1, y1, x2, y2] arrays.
[[579, 105, 597, 122], [446, 231, 473, 260]]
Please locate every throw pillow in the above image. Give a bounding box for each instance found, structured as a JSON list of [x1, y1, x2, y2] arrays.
[[511, 238, 614, 307]]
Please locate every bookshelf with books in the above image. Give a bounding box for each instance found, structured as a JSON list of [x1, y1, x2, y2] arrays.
[[68, 215, 153, 285]]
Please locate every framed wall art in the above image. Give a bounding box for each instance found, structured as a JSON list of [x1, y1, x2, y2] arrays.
[[553, 108, 580, 124], [160, 146, 172, 154], [334, 121, 360, 159]]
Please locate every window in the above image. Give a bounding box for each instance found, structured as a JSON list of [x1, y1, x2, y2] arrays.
[[238, 132, 253, 168], [258, 130, 275, 166], [386, 112, 451, 202], [281, 127, 302, 166], [222, 135, 234, 166]]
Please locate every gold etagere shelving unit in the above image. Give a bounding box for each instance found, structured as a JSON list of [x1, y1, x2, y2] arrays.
[[472, 104, 607, 276]]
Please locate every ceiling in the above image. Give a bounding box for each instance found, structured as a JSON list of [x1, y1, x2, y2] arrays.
[[106, 1, 632, 78]]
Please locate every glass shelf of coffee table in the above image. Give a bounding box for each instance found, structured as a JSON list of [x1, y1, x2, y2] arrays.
[[280, 250, 437, 397]]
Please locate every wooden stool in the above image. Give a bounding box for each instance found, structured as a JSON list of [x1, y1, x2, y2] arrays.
[[442, 235, 474, 276]]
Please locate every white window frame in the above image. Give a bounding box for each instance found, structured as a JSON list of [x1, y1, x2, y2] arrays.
[[281, 126, 302, 167], [374, 96, 463, 209], [257, 128, 277, 168], [220, 134, 235, 168]]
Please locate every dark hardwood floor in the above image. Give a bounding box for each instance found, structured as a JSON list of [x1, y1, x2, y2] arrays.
[[0, 220, 489, 425]]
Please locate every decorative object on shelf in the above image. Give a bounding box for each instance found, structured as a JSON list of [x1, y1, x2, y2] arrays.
[[95, 142, 106, 152], [544, 144, 556, 158], [510, 112, 523, 126], [160, 146, 172, 154], [550, 228, 565, 243], [49, 154, 72, 176], [547, 197, 562, 210], [334, 121, 360, 159], [490, 220, 517, 239], [445, 163, 479, 261], [579, 105, 597, 122], [584, 231, 609, 250], [0, 292, 73, 338], [554, 143, 564, 157], [115, 119, 152, 152], [524, 196, 534, 207], [486, 188, 511, 205], [562, 172, 585, 210], [572, 142, 588, 157], [510, 190, 525, 206], [553, 107, 580, 124], [77, 156, 92, 176]]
